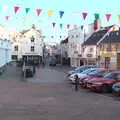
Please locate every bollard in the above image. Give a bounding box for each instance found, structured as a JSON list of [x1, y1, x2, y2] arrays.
[[23, 69, 26, 81]]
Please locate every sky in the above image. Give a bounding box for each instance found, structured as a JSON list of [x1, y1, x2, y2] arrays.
[[0, 0, 120, 44]]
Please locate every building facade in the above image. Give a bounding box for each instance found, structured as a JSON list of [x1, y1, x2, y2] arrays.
[[98, 27, 120, 70], [68, 24, 94, 67], [83, 29, 108, 65], [11, 25, 44, 65], [0, 25, 12, 73]]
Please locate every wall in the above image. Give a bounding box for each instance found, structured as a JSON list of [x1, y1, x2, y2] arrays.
[[0, 39, 12, 67]]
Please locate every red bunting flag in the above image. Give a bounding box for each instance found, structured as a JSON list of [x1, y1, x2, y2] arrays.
[[14, 6, 20, 14], [5, 16, 10, 21], [67, 24, 70, 29], [52, 22, 56, 28], [74, 24, 77, 28], [105, 14, 111, 22], [82, 12, 88, 20], [36, 9, 42, 16]]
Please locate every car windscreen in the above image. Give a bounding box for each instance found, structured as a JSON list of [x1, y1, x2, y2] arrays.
[[87, 69, 101, 75], [104, 72, 116, 79], [80, 68, 98, 74]]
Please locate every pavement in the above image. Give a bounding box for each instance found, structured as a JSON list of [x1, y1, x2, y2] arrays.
[[0, 63, 120, 120]]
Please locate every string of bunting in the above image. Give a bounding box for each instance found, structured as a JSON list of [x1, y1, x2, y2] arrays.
[[3, 5, 120, 31], [1, 5, 117, 22]]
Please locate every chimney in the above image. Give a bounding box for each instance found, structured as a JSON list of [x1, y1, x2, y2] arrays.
[[94, 18, 101, 31]]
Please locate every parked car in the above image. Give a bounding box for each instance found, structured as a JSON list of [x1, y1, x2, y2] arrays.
[[87, 71, 120, 93], [68, 67, 100, 84], [80, 69, 108, 88], [66, 65, 98, 78], [112, 82, 120, 96]]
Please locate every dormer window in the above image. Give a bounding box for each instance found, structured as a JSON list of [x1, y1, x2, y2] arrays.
[[31, 36, 35, 42]]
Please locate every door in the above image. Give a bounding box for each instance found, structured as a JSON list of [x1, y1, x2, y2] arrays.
[[117, 53, 120, 70], [105, 57, 110, 69]]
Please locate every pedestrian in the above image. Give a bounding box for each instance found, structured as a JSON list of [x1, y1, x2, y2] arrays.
[[74, 74, 79, 91]]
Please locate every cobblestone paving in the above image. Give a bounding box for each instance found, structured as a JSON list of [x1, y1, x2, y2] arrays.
[[0, 64, 120, 120]]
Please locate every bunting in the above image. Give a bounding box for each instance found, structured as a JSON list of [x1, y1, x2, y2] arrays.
[[52, 22, 56, 28], [105, 14, 111, 22], [59, 11, 64, 18], [60, 23, 63, 29], [5, 16, 10, 21], [47, 10, 53, 17], [74, 24, 77, 28], [94, 13, 99, 20], [14, 6, 20, 14], [67, 24, 70, 29], [36, 8, 42, 16], [82, 12, 87, 20], [25, 8, 30, 14], [81, 25, 84, 30]]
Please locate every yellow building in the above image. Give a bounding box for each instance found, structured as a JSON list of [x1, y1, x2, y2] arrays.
[[99, 30, 120, 70]]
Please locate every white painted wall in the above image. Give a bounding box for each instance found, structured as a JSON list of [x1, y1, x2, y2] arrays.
[[11, 28, 44, 59], [0, 39, 12, 67], [83, 45, 97, 58]]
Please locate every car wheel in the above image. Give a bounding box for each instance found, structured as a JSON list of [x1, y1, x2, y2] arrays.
[[112, 91, 120, 97], [100, 85, 108, 93]]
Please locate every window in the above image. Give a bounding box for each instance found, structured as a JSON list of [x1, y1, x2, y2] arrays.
[[14, 45, 18, 51], [72, 35, 74, 38], [76, 35, 79, 38], [89, 48, 93, 52], [31, 46, 34, 52], [31, 36, 35, 42]]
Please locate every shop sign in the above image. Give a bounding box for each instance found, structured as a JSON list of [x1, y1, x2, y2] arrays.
[[25, 52, 39, 55], [87, 54, 92, 57]]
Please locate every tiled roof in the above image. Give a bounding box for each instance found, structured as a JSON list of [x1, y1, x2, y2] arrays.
[[101, 30, 120, 44], [60, 37, 68, 44], [83, 30, 108, 45], [20, 29, 29, 34]]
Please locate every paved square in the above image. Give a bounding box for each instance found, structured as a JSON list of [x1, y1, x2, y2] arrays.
[[0, 64, 120, 120]]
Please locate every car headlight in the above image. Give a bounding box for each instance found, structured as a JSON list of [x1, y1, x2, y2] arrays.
[[94, 82, 103, 85]]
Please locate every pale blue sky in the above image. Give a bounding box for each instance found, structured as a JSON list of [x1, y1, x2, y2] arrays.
[[0, 0, 120, 44]]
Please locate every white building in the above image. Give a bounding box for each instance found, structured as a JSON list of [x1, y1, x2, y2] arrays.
[[0, 25, 12, 73], [68, 24, 94, 67], [12, 25, 44, 64]]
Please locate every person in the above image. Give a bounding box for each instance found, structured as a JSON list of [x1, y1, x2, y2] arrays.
[[74, 74, 79, 91]]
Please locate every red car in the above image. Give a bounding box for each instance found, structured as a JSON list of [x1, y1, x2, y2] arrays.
[[79, 69, 107, 88], [87, 71, 120, 93]]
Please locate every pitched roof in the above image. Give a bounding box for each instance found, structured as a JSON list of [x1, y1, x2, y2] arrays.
[[101, 30, 120, 44], [83, 30, 108, 45], [60, 37, 68, 44]]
